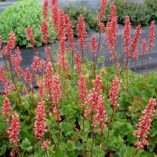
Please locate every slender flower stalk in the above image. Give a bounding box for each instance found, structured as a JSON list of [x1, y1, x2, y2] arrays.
[[75, 52, 82, 75], [148, 21, 155, 51], [51, 74, 62, 144], [42, 0, 49, 21], [40, 21, 49, 45], [109, 77, 120, 108], [105, 2, 118, 63], [8, 113, 20, 148], [77, 15, 87, 59], [134, 98, 156, 149], [123, 16, 131, 68], [2, 96, 11, 121], [26, 26, 36, 47], [34, 101, 46, 140]]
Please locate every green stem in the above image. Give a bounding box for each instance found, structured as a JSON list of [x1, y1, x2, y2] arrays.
[[8, 54, 21, 105]]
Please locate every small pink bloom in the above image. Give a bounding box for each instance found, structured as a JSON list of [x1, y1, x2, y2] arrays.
[[41, 140, 50, 150]]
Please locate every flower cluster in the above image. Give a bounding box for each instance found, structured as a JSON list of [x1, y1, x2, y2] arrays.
[[109, 77, 120, 108], [7, 113, 20, 147], [26, 26, 36, 47], [75, 52, 82, 75], [134, 98, 156, 149], [77, 15, 87, 51], [34, 101, 46, 140], [85, 75, 107, 130], [5, 32, 16, 53], [129, 25, 141, 61], [106, 2, 118, 61], [2, 96, 11, 119], [78, 74, 87, 104], [97, 0, 107, 22], [148, 21, 155, 50], [51, 74, 62, 105]]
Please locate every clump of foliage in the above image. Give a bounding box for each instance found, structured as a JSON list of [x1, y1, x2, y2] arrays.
[[0, 0, 157, 157], [0, 0, 56, 47], [63, 6, 97, 35]]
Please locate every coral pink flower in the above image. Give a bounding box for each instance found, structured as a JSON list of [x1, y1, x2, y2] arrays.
[[51, 74, 62, 105], [148, 21, 155, 51], [75, 52, 82, 75], [78, 74, 87, 103], [134, 98, 156, 149], [84, 75, 107, 130], [41, 140, 50, 150], [97, 0, 107, 21], [106, 3, 118, 61], [90, 36, 97, 57], [8, 113, 20, 147], [65, 14, 75, 53], [24, 68, 32, 83], [5, 32, 16, 53], [34, 101, 46, 140], [93, 95, 107, 132], [31, 54, 39, 74], [42, 0, 48, 21], [109, 77, 120, 108], [77, 15, 87, 51], [10, 47, 23, 76], [26, 26, 36, 47], [141, 39, 147, 56], [39, 59, 46, 74], [40, 21, 49, 44], [110, 2, 117, 21], [129, 25, 141, 61], [123, 16, 131, 54], [51, 0, 59, 32], [57, 10, 66, 55], [85, 75, 102, 115], [2, 96, 11, 118], [57, 53, 69, 72]]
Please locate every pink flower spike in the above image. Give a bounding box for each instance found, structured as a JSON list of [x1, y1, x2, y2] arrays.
[[34, 101, 46, 140], [109, 77, 120, 108], [2, 96, 11, 118], [8, 113, 20, 147], [78, 74, 87, 103], [77, 15, 87, 51], [134, 98, 156, 149], [148, 21, 155, 51]]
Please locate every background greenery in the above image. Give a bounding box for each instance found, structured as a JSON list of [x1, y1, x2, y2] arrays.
[[0, 0, 56, 47]]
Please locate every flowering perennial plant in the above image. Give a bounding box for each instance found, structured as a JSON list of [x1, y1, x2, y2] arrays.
[[0, 0, 157, 157]]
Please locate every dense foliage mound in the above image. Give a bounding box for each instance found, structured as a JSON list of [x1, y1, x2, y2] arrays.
[[0, 0, 56, 47]]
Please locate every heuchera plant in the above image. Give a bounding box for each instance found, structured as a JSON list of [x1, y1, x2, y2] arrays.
[[0, 0, 157, 157]]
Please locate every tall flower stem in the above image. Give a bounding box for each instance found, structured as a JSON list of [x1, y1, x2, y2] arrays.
[[82, 106, 86, 157], [8, 54, 21, 105], [104, 109, 115, 150], [90, 113, 95, 157], [56, 103, 61, 145]]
